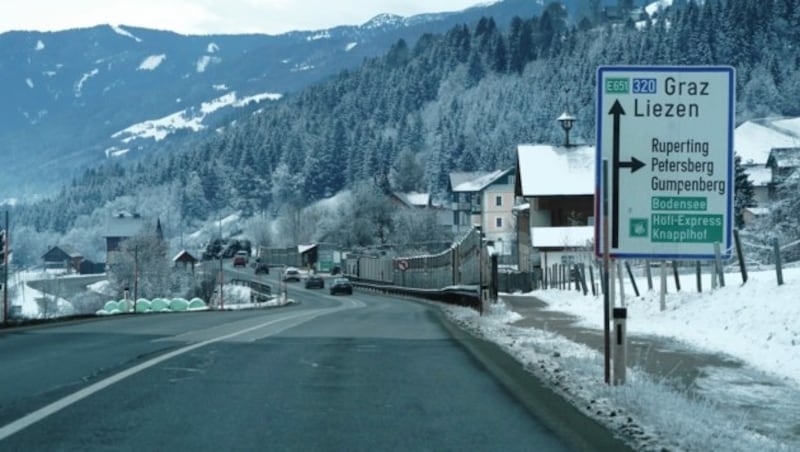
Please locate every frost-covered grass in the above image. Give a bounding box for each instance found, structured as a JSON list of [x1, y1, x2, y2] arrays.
[[445, 303, 793, 451]]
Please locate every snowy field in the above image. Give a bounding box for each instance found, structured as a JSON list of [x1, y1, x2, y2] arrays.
[[446, 264, 800, 451]]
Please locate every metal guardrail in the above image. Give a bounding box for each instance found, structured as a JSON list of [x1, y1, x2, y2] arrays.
[[350, 279, 481, 311]]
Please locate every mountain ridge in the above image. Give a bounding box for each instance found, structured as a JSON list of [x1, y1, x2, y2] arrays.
[[0, 0, 553, 197]]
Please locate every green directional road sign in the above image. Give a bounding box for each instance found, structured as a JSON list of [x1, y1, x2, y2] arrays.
[[595, 66, 735, 260]]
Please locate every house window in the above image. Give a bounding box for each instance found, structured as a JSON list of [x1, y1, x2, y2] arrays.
[[496, 217, 503, 228], [495, 195, 502, 206]]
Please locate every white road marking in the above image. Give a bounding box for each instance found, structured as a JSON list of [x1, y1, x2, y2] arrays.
[[0, 305, 354, 441]]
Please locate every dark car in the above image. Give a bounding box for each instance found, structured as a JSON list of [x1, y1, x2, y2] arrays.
[[282, 267, 301, 282], [305, 275, 325, 289], [254, 262, 270, 274], [329, 278, 353, 295]]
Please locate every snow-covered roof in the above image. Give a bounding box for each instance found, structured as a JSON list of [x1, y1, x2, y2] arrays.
[[645, 0, 673, 16], [767, 147, 800, 168], [392, 191, 430, 208], [298, 244, 317, 254], [172, 250, 197, 262], [449, 169, 511, 193], [531, 226, 594, 248], [512, 202, 530, 212], [104, 214, 144, 238], [516, 144, 594, 196], [743, 165, 771, 186], [773, 117, 800, 136], [745, 207, 769, 216], [735, 120, 800, 165], [404, 192, 429, 206], [43, 245, 82, 259]]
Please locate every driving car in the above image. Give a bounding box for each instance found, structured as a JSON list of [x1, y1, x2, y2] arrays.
[[329, 277, 353, 295], [254, 261, 270, 274], [233, 250, 249, 267], [305, 275, 325, 289], [282, 267, 301, 282]]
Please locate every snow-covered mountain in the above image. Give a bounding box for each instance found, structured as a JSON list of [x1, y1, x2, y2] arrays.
[[0, 0, 574, 197]]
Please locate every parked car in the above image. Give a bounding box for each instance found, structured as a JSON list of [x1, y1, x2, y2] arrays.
[[305, 275, 325, 289], [282, 267, 301, 282], [329, 277, 353, 295], [233, 250, 249, 267]]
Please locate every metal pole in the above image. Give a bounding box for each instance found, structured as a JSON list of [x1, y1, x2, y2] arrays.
[[660, 260, 667, 311], [133, 245, 139, 313], [624, 261, 639, 297], [616, 260, 625, 308], [219, 256, 225, 309], [602, 160, 611, 385], [773, 238, 784, 286], [714, 243, 725, 287], [734, 229, 747, 284], [696, 261, 702, 293], [3, 211, 8, 326], [672, 261, 681, 292]]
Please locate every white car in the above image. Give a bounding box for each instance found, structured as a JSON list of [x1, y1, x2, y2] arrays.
[[282, 267, 301, 282]]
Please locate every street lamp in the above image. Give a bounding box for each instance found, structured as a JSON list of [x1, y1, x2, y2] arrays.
[[557, 111, 576, 147]]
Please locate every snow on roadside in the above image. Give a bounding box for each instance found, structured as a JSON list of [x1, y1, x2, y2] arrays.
[[444, 302, 789, 451], [533, 265, 800, 387]]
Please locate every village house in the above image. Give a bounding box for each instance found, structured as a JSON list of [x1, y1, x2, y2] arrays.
[[766, 147, 800, 199], [41, 245, 83, 272], [448, 168, 516, 260], [103, 212, 145, 262], [388, 190, 453, 238], [514, 143, 595, 274]]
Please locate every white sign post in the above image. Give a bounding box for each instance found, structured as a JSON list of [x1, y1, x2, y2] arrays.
[[595, 66, 735, 260]]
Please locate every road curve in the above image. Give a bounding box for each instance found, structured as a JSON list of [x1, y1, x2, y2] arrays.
[[0, 276, 631, 451]]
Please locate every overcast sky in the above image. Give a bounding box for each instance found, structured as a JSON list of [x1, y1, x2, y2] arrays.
[[0, 0, 488, 35]]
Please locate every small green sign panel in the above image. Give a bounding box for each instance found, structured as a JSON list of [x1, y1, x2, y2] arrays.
[[629, 218, 648, 238]]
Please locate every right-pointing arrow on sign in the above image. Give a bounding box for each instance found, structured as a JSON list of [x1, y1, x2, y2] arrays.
[[619, 156, 645, 173]]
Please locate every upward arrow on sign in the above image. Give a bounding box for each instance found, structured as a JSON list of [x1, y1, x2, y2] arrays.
[[608, 100, 644, 249], [609, 100, 625, 248]]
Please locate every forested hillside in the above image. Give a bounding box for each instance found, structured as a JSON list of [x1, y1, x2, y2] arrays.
[[11, 0, 800, 261]]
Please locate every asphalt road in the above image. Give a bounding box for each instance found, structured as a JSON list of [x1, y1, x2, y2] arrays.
[[0, 275, 631, 451]]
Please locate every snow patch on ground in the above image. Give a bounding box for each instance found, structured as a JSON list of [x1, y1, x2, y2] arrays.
[[138, 54, 166, 71], [110, 24, 142, 42], [445, 300, 789, 451]]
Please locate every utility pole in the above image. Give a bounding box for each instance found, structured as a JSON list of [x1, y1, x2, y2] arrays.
[[3, 211, 8, 326], [133, 245, 139, 313], [219, 256, 224, 309]]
